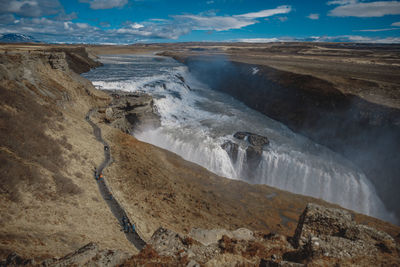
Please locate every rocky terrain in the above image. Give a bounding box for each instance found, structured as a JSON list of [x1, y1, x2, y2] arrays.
[[0, 44, 399, 266], [3, 204, 399, 266]]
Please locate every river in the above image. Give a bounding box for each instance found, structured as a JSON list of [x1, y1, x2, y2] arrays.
[[83, 54, 397, 223]]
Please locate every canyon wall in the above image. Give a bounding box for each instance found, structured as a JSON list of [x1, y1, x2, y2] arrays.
[[181, 56, 400, 222]]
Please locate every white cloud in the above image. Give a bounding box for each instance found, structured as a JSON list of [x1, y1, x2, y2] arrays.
[[114, 5, 293, 39], [76, 22, 90, 29], [238, 35, 400, 44], [327, 0, 358, 5], [356, 28, 399, 31], [0, 0, 62, 17], [206, 0, 214, 4], [131, 23, 144, 29], [79, 0, 128, 10], [278, 16, 288, 22], [237, 38, 282, 43], [55, 12, 78, 21], [307, 13, 320, 20], [0, 17, 102, 42], [328, 0, 400, 17], [2, 14, 400, 44], [173, 15, 254, 31], [115, 20, 191, 39], [236, 5, 291, 19], [392, 21, 400, 26], [173, 6, 292, 32], [0, 2, 293, 42], [312, 35, 400, 43], [0, 14, 16, 24]]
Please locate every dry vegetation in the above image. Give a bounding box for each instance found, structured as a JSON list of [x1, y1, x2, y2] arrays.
[[0, 47, 134, 259]]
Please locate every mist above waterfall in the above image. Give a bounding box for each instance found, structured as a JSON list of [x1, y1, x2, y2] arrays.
[[183, 54, 400, 224], [83, 54, 398, 224]]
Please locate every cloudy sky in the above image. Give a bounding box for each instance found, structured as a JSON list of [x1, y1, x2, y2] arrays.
[[1, 0, 400, 43]]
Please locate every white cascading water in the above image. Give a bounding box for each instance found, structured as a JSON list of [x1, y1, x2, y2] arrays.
[[83, 54, 398, 224]]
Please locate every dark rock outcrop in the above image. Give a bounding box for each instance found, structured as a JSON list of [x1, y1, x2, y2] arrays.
[[1, 252, 35, 266], [103, 91, 161, 133], [221, 132, 269, 180], [1, 243, 131, 267], [221, 140, 239, 163], [47, 242, 131, 267], [234, 131, 270, 147]]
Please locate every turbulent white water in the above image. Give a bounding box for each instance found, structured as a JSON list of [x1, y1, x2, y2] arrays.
[[83, 54, 397, 223]]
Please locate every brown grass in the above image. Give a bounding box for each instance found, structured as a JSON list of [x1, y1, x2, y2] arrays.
[[0, 84, 67, 201], [0, 50, 134, 259]]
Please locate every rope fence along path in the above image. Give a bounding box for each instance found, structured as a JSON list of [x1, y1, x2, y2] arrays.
[[86, 109, 146, 250]]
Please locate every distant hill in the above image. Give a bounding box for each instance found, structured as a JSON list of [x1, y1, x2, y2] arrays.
[[0, 33, 38, 43]]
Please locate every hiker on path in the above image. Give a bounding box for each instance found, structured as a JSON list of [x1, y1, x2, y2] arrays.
[[131, 223, 135, 233], [122, 216, 129, 232]]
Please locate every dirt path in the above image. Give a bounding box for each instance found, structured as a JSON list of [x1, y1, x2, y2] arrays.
[[86, 109, 146, 251]]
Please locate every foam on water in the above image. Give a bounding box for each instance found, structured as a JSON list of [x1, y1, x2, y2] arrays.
[[83, 54, 398, 224]]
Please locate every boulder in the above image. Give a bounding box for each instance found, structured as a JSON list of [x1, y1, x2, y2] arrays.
[[45, 242, 131, 267], [2, 243, 131, 267], [246, 145, 263, 161], [293, 203, 353, 248], [2, 252, 35, 266], [149, 227, 187, 257], [291, 203, 398, 260], [149, 227, 221, 264], [105, 107, 114, 120], [233, 132, 269, 147]]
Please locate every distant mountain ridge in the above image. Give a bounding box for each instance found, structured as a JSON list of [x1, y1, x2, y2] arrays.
[[0, 33, 38, 43]]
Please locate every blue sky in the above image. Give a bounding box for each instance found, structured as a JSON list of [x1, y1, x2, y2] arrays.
[[1, 0, 400, 43]]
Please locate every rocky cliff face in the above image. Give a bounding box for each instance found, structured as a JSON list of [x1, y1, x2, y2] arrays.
[[181, 56, 400, 222], [49, 47, 103, 74], [102, 90, 160, 133]]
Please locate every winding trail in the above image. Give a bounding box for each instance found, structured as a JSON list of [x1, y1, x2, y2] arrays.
[[86, 108, 146, 251]]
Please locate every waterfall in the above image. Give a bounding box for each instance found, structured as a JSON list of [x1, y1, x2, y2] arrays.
[[83, 54, 398, 224]]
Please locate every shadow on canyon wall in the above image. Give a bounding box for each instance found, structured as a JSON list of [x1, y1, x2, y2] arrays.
[[185, 55, 400, 224]]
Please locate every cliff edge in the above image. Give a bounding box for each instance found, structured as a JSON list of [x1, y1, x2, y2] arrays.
[[1, 45, 399, 265]]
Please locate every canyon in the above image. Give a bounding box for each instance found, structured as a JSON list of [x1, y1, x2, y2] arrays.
[[0, 43, 399, 266]]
